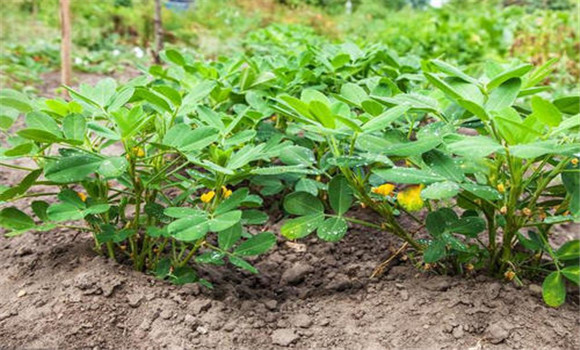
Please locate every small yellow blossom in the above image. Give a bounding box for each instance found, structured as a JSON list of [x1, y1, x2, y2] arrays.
[[466, 263, 474, 272], [504, 270, 516, 281], [497, 183, 505, 193], [133, 147, 145, 158], [270, 115, 277, 122], [397, 185, 425, 212], [522, 207, 532, 216], [371, 183, 395, 197], [221, 186, 233, 198], [77, 192, 87, 202], [538, 210, 546, 220], [500, 206, 507, 215], [572, 158, 578, 165], [200, 191, 215, 203]]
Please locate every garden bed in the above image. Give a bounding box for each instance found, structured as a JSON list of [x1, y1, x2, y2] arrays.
[[0, 208, 578, 349]]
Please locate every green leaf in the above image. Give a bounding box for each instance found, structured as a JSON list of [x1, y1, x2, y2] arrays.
[[164, 207, 204, 218], [26, 111, 61, 136], [17, 129, 61, 143], [106, 87, 135, 111], [556, 240, 579, 261], [485, 78, 521, 112], [424, 73, 463, 101], [446, 136, 503, 159], [163, 124, 219, 153], [378, 137, 442, 157], [317, 217, 348, 242], [422, 149, 464, 182], [279, 146, 315, 166], [430, 59, 478, 84], [0, 207, 35, 230], [62, 114, 87, 142], [168, 216, 209, 241], [0, 90, 33, 112], [542, 271, 566, 307], [280, 213, 324, 240], [31, 201, 49, 221], [424, 240, 446, 263], [460, 183, 502, 201], [309, 100, 335, 129], [209, 210, 242, 232], [340, 83, 368, 106], [195, 251, 225, 265], [97, 156, 128, 179], [0, 168, 42, 201], [218, 222, 242, 250], [426, 208, 458, 237], [242, 209, 268, 225], [45, 155, 102, 183], [421, 181, 460, 200], [165, 49, 186, 66], [362, 104, 411, 132], [4, 143, 33, 157], [374, 167, 444, 184], [234, 232, 276, 256], [283, 192, 324, 216], [215, 188, 249, 216], [509, 141, 580, 159], [227, 144, 266, 170], [295, 178, 320, 196], [47, 203, 84, 222], [134, 87, 172, 114], [531, 96, 562, 127], [561, 266, 579, 286], [448, 217, 486, 237], [553, 96, 579, 115], [328, 175, 353, 216], [487, 64, 533, 90], [229, 256, 258, 274]]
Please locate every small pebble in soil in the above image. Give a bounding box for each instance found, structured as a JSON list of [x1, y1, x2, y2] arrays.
[[528, 284, 542, 297], [291, 313, 313, 328], [281, 262, 313, 285], [264, 299, 278, 311], [17, 290, 27, 298], [196, 326, 208, 335], [127, 293, 143, 308], [271, 328, 300, 347], [486, 321, 511, 344]]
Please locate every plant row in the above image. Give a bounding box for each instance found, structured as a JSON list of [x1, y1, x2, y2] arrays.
[[1, 30, 578, 306]]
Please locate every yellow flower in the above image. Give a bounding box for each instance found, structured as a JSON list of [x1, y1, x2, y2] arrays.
[[221, 186, 232, 198], [504, 270, 516, 281], [133, 147, 145, 158], [572, 158, 579, 165], [200, 191, 215, 203], [397, 185, 424, 212], [500, 206, 507, 215], [371, 183, 395, 197], [497, 183, 505, 193], [77, 192, 87, 202]]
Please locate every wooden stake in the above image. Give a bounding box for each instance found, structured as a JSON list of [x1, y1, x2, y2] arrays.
[[153, 0, 163, 64], [59, 0, 72, 87]]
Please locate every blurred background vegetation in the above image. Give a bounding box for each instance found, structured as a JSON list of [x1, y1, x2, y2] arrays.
[[0, 0, 577, 91]]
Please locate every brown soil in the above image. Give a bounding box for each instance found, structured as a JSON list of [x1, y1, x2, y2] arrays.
[[1, 72, 579, 350]]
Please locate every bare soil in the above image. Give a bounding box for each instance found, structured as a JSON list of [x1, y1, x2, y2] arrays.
[[0, 71, 579, 350]]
